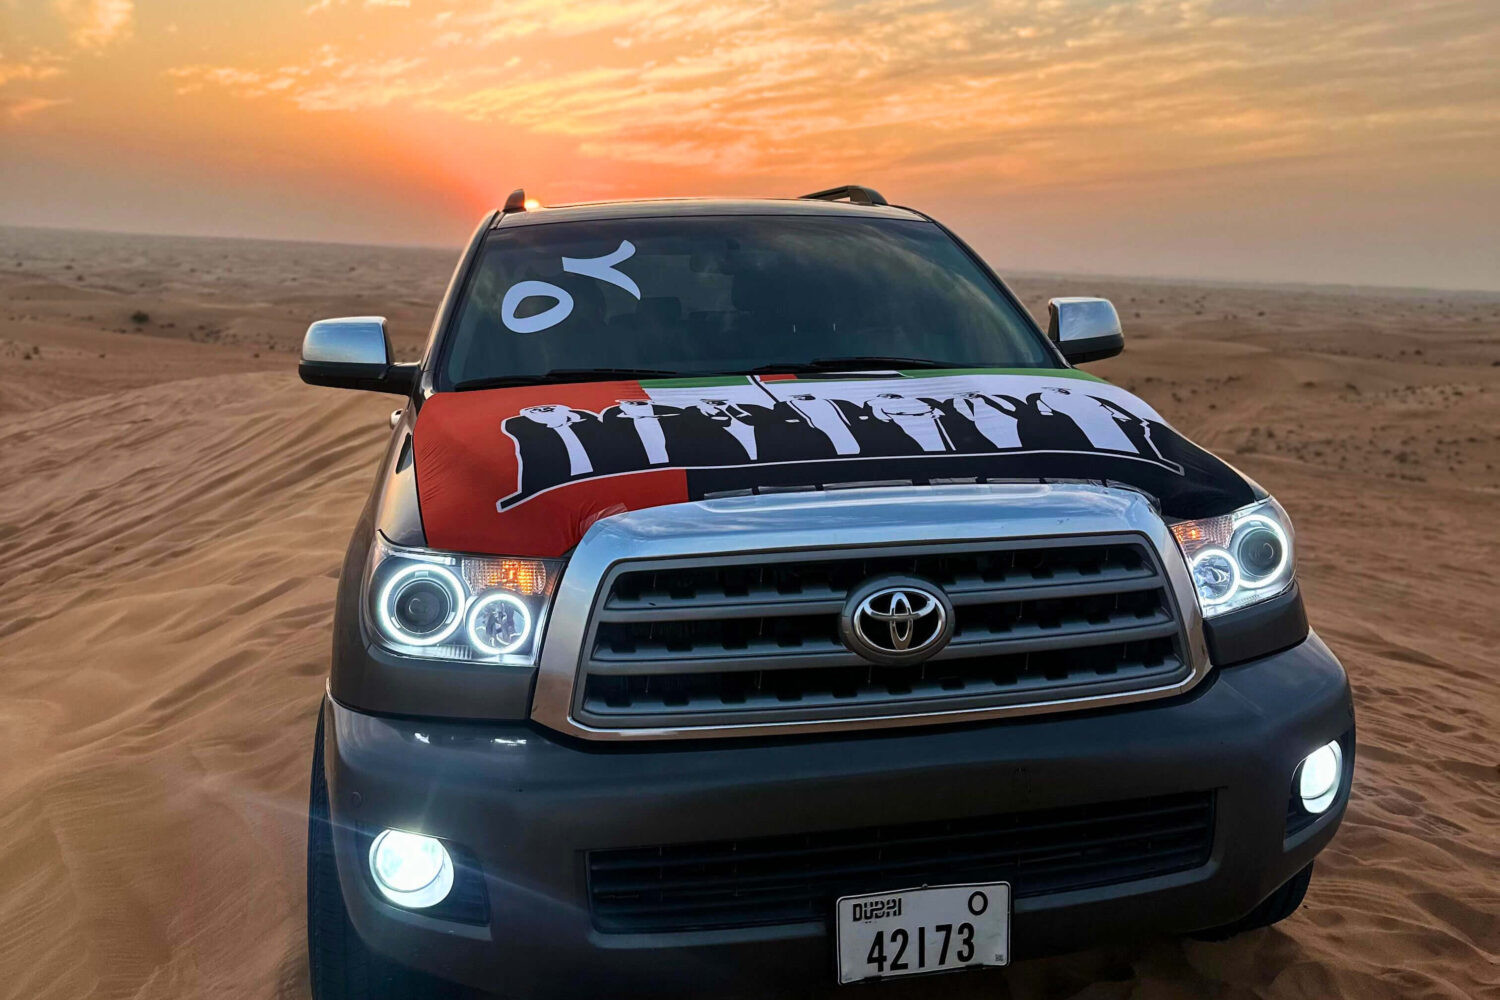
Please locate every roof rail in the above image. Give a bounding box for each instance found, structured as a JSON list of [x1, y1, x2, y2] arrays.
[[800, 185, 888, 206], [502, 188, 528, 214]]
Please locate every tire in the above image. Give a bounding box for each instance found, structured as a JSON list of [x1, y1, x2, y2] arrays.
[[306, 705, 468, 1000], [1189, 862, 1313, 942]]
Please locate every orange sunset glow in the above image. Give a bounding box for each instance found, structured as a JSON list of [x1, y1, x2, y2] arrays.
[[2, 0, 1497, 289]]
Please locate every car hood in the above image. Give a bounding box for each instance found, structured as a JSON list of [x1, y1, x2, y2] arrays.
[[413, 368, 1257, 558]]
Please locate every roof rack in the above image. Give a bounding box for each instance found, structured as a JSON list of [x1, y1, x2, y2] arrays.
[[800, 185, 888, 206], [502, 188, 528, 213]]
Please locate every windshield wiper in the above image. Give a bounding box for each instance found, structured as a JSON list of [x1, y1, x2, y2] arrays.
[[453, 368, 682, 391], [453, 359, 980, 391], [736, 356, 971, 375]]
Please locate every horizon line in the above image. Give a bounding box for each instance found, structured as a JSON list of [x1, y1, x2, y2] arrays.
[[3, 220, 1497, 299]]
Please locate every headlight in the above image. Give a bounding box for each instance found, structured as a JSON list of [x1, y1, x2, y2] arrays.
[[364, 534, 562, 665], [1169, 498, 1295, 618]]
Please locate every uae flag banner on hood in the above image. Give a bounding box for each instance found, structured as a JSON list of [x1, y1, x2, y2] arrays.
[[412, 368, 1256, 558]]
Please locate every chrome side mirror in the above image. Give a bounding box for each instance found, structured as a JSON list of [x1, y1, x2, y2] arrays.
[[1047, 297, 1124, 364], [298, 316, 416, 395]]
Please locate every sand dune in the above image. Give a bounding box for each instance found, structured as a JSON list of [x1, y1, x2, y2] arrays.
[[0, 225, 1496, 999]]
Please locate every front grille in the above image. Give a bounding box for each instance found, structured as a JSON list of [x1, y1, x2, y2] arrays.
[[587, 791, 1215, 933], [575, 536, 1190, 728]]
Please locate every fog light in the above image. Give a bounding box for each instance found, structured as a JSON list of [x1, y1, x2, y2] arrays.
[[1297, 741, 1343, 814], [369, 829, 454, 908]]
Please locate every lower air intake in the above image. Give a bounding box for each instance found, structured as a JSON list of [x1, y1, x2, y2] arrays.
[[587, 791, 1214, 933]]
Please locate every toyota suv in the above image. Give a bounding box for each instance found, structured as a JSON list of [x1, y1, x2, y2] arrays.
[[299, 186, 1354, 1000]]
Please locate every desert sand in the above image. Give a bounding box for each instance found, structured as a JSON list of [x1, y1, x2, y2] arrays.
[[0, 224, 1496, 1000]]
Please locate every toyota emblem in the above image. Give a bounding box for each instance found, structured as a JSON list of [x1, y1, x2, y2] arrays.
[[839, 575, 955, 666]]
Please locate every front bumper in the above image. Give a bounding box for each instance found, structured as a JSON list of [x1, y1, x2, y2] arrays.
[[323, 632, 1354, 999]]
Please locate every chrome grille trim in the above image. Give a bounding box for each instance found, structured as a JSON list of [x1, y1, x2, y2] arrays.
[[595, 549, 1165, 622], [531, 483, 1210, 741]]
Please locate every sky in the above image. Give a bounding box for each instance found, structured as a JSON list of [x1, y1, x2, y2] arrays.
[[1, 0, 1497, 291]]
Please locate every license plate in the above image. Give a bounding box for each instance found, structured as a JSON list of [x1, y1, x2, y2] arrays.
[[835, 882, 1010, 984]]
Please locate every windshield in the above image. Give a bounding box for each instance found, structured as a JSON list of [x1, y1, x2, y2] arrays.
[[439, 215, 1055, 388]]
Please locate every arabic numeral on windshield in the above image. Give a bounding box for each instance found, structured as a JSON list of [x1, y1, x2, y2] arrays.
[[501, 281, 574, 334], [500, 240, 640, 334]]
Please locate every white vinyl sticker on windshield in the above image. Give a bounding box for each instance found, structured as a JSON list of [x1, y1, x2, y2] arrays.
[[562, 240, 640, 298], [501, 280, 574, 334], [500, 240, 641, 334]]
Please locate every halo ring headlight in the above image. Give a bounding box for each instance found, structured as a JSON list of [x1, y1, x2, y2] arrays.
[[1171, 498, 1295, 618], [1190, 546, 1240, 607], [467, 591, 534, 655], [376, 562, 466, 647], [1232, 514, 1290, 585], [362, 537, 562, 664]]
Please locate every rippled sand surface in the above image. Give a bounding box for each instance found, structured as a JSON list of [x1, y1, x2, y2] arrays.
[[1, 225, 1496, 999]]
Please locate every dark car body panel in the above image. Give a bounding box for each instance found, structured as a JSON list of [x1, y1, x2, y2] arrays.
[[323, 632, 1352, 999]]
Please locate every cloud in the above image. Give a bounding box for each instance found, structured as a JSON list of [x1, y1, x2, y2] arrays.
[[168, 52, 433, 109], [167, 63, 316, 99], [307, 0, 410, 13], [2, 94, 70, 120], [0, 51, 68, 124], [0, 56, 65, 87], [163, 0, 1500, 188], [52, 0, 134, 49]]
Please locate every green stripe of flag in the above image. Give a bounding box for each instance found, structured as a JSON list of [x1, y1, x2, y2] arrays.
[[639, 367, 1107, 389], [638, 375, 757, 389], [788, 367, 1108, 384]]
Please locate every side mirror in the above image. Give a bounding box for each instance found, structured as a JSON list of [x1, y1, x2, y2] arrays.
[[298, 316, 417, 395], [1047, 297, 1124, 364]]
